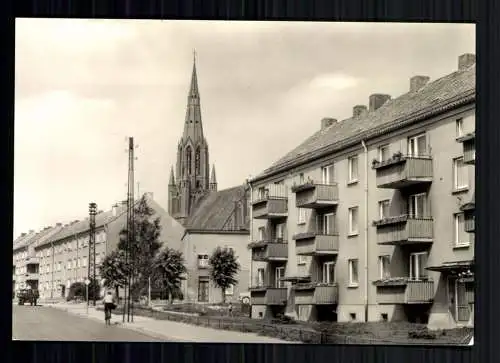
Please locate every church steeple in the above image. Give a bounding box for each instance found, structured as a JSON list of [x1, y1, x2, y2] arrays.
[[169, 166, 175, 185], [210, 164, 218, 191], [183, 50, 204, 143]]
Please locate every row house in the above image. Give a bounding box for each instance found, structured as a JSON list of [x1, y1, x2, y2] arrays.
[[248, 54, 475, 329]]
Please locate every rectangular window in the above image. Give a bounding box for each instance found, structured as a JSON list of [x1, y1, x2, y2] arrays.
[[321, 164, 335, 184], [453, 157, 468, 190], [348, 259, 359, 286], [225, 284, 234, 296], [198, 278, 209, 302], [456, 118, 464, 138], [257, 268, 265, 287], [409, 252, 429, 280], [197, 254, 209, 268], [83, 257, 87, 267], [257, 227, 265, 241], [275, 267, 285, 288], [322, 261, 335, 284], [454, 213, 470, 246], [408, 133, 427, 157], [297, 255, 307, 265], [275, 223, 285, 241], [379, 200, 390, 219], [317, 213, 335, 234], [67, 261, 71, 270], [378, 255, 391, 279], [348, 207, 359, 235], [297, 208, 306, 224], [378, 144, 390, 162], [257, 187, 267, 200], [408, 193, 427, 218], [348, 156, 359, 182]]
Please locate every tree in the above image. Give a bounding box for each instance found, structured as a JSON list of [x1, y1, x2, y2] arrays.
[[151, 247, 187, 305], [99, 250, 130, 299], [66, 279, 100, 301], [209, 247, 240, 303], [118, 195, 163, 295]]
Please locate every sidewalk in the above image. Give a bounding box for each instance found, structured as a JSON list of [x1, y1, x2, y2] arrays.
[[47, 303, 292, 343]]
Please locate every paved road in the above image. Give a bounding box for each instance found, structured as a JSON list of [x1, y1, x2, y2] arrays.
[[12, 304, 166, 341]]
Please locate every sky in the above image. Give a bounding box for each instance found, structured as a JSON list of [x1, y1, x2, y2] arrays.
[[14, 19, 475, 239]]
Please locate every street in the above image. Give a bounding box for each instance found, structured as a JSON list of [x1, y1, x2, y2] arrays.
[[12, 304, 166, 341]]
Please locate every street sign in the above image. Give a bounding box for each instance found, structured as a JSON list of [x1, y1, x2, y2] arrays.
[[85, 279, 91, 286]]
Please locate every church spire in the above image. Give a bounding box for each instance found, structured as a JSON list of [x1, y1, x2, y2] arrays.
[[210, 164, 217, 191], [183, 49, 204, 142], [169, 166, 175, 185]]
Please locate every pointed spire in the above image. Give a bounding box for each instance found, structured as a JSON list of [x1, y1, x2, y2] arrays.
[[169, 166, 175, 185], [189, 49, 199, 98], [182, 50, 204, 143], [210, 164, 217, 191]]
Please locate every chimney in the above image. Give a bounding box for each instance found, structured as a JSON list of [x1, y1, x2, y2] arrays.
[[321, 118, 337, 130], [458, 53, 476, 70], [369, 94, 391, 112], [56, 223, 62, 226], [112, 204, 118, 217], [29, 229, 34, 234], [21, 233, 27, 237], [353, 105, 368, 118], [410, 76, 430, 92]]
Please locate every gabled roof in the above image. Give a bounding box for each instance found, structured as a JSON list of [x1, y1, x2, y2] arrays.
[[13, 231, 38, 251], [184, 185, 249, 233], [13, 226, 63, 252], [252, 64, 475, 182]]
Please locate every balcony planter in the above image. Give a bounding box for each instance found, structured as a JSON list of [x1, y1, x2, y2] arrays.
[[373, 215, 410, 227], [373, 277, 410, 287], [372, 152, 404, 170], [291, 181, 316, 193]]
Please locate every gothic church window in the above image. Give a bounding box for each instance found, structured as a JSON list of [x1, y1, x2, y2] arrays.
[[186, 146, 192, 175], [195, 147, 201, 175]]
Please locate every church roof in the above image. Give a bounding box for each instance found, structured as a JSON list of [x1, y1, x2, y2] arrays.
[[252, 63, 475, 182], [184, 185, 249, 233]]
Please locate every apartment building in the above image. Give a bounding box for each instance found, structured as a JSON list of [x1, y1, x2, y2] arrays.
[[29, 193, 183, 300], [248, 54, 475, 329]]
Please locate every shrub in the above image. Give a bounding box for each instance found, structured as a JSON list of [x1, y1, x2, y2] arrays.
[[408, 329, 437, 340]]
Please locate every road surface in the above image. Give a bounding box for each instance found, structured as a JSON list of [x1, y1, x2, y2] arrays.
[[12, 304, 166, 341]]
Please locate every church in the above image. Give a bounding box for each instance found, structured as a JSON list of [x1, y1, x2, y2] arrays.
[[168, 53, 251, 304]]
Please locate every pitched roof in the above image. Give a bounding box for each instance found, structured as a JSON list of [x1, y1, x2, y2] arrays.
[[13, 231, 38, 251], [184, 185, 249, 232], [13, 226, 63, 252], [253, 64, 475, 182]]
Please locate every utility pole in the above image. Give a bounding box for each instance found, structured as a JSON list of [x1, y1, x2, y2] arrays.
[[124, 137, 136, 323], [88, 203, 97, 306]]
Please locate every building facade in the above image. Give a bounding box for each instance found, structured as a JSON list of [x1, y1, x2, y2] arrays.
[[14, 193, 184, 300], [248, 54, 475, 329]]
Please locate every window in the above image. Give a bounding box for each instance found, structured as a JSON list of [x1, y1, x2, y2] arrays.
[[82, 257, 87, 267], [67, 261, 71, 269], [409, 252, 428, 280], [378, 145, 390, 162], [198, 254, 209, 268], [453, 157, 468, 190], [77, 258, 80, 268], [379, 200, 390, 219], [58, 262, 61, 271], [297, 255, 307, 265], [257, 187, 267, 200], [456, 118, 464, 138], [257, 227, 265, 241], [275, 267, 285, 288], [299, 173, 305, 184], [408, 133, 427, 157], [321, 164, 335, 184], [297, 208, 306, 224], [348, 156, 359, 183], [317, 213, 335, 234], [275, 223, 285, 241], [195, 147, 201, 175], [185, 146, 192, 175], [197, 277, 209, 302], [225, 284, 234, 296], [454, 213, 470, 246], [322, 261, 335, 284], [348, 259, 359, 286], [348, 207, 359, 235], [378, 256, 391, 279], [257, 268, 265, 287], [408, 193, 427, 218]]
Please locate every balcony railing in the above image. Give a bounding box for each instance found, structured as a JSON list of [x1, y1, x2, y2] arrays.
[[374, 215, 433, 246], [292, 182, 339, 209], [294, 282, 338, 305], [374, 279, 434, 304], [373, 155, 433, 189], [252, 184, 288, 219], [457, 133, 475, 165], [250, 240, 288, 261], [293, 232, 339, 255]]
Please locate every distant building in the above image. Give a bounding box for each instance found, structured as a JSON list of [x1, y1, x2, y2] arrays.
[[248, 54, 475, 329], [167, 54, 251, 303]]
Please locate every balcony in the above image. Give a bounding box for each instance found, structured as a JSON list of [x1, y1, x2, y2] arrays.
[[249, 240, 288, 261], [249, 286, 287, 305], [24, 257, 40, 265], [252, 184, 288, 219], [373, 155, 433, 189], [374, 215, 433, 246], [292, 182, 339, 209], [374, 279, 434, 304], [294, 282, 338, 305], [24, 271, 40, 280], [293, 232, 339, 256], [457, 133, 475, 165], [461, 198, 475, 233]]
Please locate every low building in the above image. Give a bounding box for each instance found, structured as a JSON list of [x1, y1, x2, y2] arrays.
[[181, 185, 250, 303], [248, 54, 475, 329]]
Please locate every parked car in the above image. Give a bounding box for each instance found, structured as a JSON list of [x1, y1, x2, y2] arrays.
[[17, 289, 39, 306]]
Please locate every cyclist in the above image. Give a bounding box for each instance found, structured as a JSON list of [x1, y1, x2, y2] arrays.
[[103, 291, 116, 325]]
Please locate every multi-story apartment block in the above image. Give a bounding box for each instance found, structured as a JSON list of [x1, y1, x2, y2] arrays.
[[248, 54, 475, 329], [29, 193, 183, 300]]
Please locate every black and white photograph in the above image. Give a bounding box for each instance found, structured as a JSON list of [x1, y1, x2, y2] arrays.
[[12, 19, 475, 345]]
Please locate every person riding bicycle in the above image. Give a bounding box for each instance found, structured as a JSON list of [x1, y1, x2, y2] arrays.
[[103, 291, 116, 325]]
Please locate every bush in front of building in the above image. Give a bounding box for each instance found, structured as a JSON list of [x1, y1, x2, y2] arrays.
[[66, 279, 100, 302]]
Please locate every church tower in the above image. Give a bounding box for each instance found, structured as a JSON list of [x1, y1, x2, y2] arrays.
[[169, 51, 215, 224]]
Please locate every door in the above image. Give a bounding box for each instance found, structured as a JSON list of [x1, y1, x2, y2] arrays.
[[322, 262, 335, 284], [321, 164, 334, 185], [456, 279, 471, 322], [317, 213, 335, 234], [275, 267, 285, 288], [408, 134, 427, 157], [198, 278, 209, 302], [257, 268, 265, 287], [275, 223, 285, 241], [408, 193, 427, 218], [409, 252, 428, 280]]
